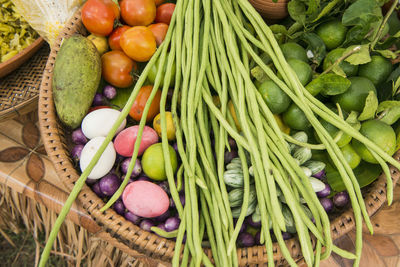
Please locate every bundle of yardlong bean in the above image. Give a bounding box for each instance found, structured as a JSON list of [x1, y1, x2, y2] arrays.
[[40, 0, 400, 266]]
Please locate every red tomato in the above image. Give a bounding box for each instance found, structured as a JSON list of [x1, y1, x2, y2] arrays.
[[120, 26, 157, 62], [120, 0, 156, 26], [155, 3, 175, 25], [102, 51, 138, 88], [155, 0, 166, 6], [82, 0, 120, 36], [148, 23, 168, 47], [108, 25, 130, 50], [129, 85, 162, 122]]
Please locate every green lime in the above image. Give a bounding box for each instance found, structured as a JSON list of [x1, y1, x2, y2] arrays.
[[315, 20, 348, 50], [332, 77, 377, 113], [287, 58, 313, 86], [352, 120, 396, 164], [257, 80, 291, 114], [280, 42, 308, 62], [340, 143, 361, 169], [282, 103, 311, 131], [322, 48, 359, 77], [315, 120, 352, 148], [358, 55, 393, 86], [148, 57, 176, 87], [388, 12, 400, 36], [142, 143, 178, 181]]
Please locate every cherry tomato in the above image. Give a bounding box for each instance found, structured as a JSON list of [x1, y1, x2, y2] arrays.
[[108, 25, 130, 50], [148, 23, 168, 46], [102, 51, 138, 88], [129, 85, 162, 122], [120, 0, 156, 26], [155, 0, 166, 6], [155, 3, 175, 25], [120, 26, 157, 62], [82, 0, 120, 36]]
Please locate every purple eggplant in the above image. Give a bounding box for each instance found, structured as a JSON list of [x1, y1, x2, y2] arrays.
[[140, 219, 155, 232], [92, 182, 105, 198], [333, 191, 349, 207], [99, 173, 121, 196], [224, 150, 238, 164], [71, 145, 84, 162], [103, 85, 117, 100], [120, 158, 142, 178], [71, 128, 88, 145], [154, 209, 170, 223], [238, 232, 255, 247], [165, 216, 181, 232], [320, 198, 334, 213], [113, 199, 126, 215], [317, 183, 331, 198], [92, 93, 106, 106], [125, 211, 141, 224]]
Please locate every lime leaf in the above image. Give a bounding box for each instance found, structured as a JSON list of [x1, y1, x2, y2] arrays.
[[344, 44, 371, 65], [376, 49, 398, 59], [270, 24, 287, 35], [358, 91, 378, 121], [327, 161, 382, 192], [377, 101, 400, 112], [342, 0, 380, 26], [320, 74, 351, 96], [312, 0, 342, 23], [394, 76, 400, 94], [287, 0, 306, 25], [377, 101, 400, 125], [332, 64, 347, 77], [346, 111, 361, 131]]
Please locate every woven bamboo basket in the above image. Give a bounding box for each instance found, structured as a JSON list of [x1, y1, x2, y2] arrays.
[[0, 43, 49, 122], [38, 9, 400, 266]]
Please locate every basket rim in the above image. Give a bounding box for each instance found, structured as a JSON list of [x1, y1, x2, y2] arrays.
[[38, 9, 400, 266]]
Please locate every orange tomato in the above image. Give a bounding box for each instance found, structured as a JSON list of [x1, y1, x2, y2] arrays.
[[148, 23, 168, 46], [102, 50, 137, 88], [82, 0, 120, 36], [120, 0, 156, 26], [120, 26, 157, 62], [155, 3, 175, 25], [129, 85, 162, 122], [108, 25, 130, 50]]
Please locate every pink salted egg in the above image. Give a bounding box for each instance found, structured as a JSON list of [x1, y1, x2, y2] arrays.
[[114, 125, 159, 157], [122, 181, 169, 218]]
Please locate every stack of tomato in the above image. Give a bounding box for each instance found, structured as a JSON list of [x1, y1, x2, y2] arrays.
[[81, 0, 175, 109]]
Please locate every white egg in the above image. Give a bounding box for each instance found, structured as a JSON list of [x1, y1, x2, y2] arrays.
[[81, 108, 126, 139], [80, 136, 116, 179]]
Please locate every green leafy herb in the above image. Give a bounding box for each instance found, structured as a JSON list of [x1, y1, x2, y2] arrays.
[[311, 73, 351, 96], [327, 161, 382, 192], [346, 111, 361, 131], [358, 91, 378, 121], [344, 44, 371, 65], [377, 101, 400, 125]]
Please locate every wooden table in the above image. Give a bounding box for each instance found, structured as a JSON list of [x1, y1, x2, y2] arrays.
[[1, 111, 399, 266]]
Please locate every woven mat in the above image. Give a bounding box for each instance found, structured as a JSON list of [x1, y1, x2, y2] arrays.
[[0, 44, 50, 122]]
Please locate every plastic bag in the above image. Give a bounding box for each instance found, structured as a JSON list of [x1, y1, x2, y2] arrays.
[[11, 0, 85, 47]]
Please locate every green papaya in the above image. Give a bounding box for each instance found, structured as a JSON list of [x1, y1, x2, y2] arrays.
[[53, 35, 101, 128]]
